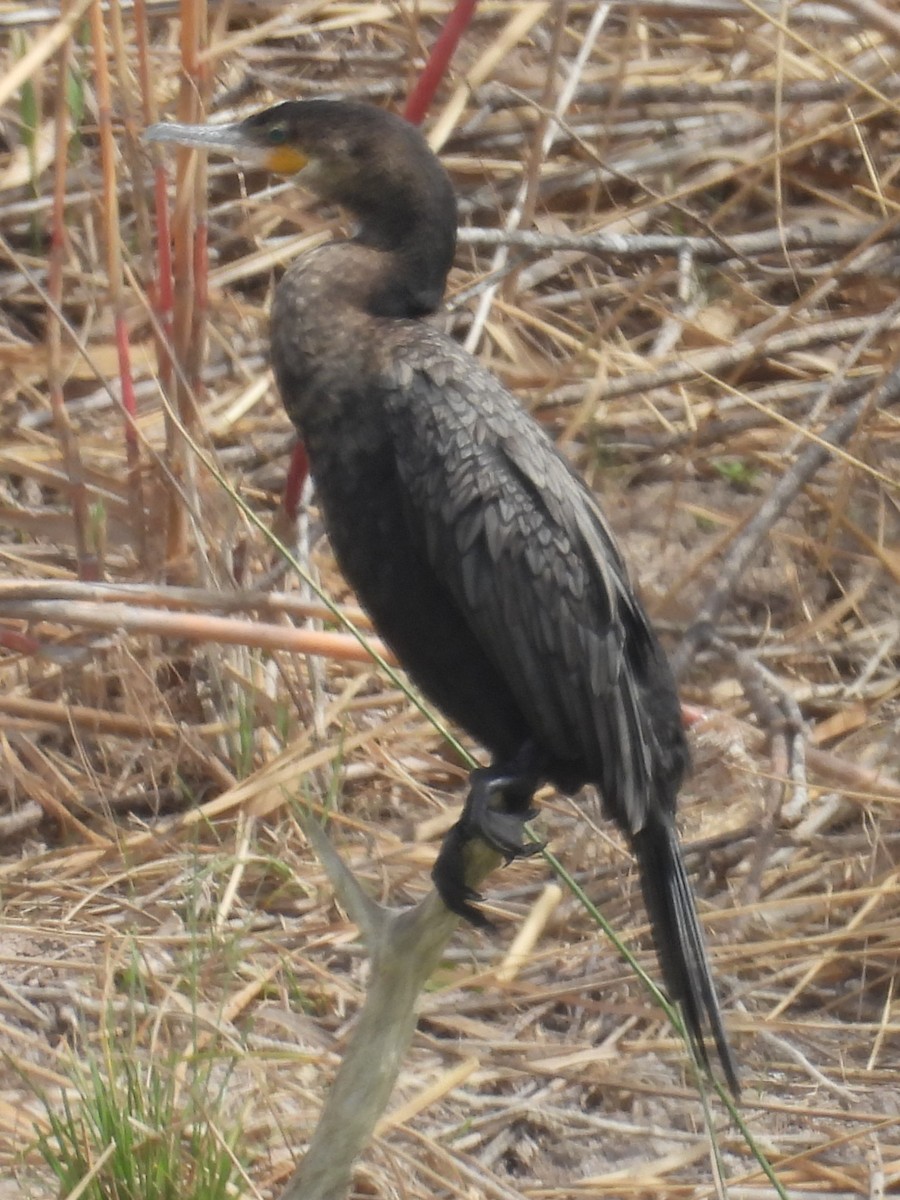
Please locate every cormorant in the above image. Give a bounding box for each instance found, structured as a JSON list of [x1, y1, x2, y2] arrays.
[[146, 100, 739, 1094]]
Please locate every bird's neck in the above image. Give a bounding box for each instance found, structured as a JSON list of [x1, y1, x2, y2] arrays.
[[272, 241, 430, 443], [288, 240, 437, 319], [271, 185, 456, 441], [351, 204, 456, 318]]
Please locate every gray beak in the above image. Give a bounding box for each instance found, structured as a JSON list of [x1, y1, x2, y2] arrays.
[[144, 120, 265, 166]]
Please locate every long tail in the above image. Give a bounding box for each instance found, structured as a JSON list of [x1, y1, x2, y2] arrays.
[[632, 817, 740, 1096]]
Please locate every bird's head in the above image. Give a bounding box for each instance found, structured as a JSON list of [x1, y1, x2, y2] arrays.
[[145, 99, 457, 315]]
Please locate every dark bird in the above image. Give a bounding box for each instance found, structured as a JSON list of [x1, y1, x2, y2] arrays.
[[146, 100, 739, 1094]]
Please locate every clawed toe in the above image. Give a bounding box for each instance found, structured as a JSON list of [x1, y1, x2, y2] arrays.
[[432, 825, 494, 928], [472, 807, 539, 861], [432, 759, 546, 926]]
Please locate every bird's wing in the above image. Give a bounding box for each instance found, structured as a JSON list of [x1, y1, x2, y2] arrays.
[[379, 339, 669, 833]]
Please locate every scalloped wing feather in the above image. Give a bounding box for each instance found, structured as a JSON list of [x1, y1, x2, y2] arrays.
[[378, 330, 663, 834]]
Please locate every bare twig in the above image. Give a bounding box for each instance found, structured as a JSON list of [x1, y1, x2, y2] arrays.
[[672, 369, 900, 678], [541, 311, 900, 412], [457, 219, 900, 265], [711, 638, 809, 896], [0, 579, 372, 627], [471, 75, 900, 113]]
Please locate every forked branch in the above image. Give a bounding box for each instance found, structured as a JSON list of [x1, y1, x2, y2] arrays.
[[278, 809, 500, 1200]]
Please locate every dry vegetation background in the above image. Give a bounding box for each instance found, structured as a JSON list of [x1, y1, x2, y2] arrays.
[[0, 0, 899, 1197]]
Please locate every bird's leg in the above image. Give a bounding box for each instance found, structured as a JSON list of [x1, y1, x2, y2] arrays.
[[459, 766, 542, 858], [432, 755, 546, 926]]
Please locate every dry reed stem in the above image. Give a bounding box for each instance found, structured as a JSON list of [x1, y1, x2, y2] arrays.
[[0, 597, 393, 664], [45, 0, 95, 578], [90, 0, 143, 571]]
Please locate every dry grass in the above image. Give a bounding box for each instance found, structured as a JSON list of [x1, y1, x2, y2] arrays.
[[0, 2, 898, 1197]]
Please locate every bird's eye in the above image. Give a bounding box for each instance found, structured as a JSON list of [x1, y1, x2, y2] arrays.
[[267, 125, 288, 145]]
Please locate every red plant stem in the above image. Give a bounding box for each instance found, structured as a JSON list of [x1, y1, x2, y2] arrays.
[[404, 0, 478, 124], [114, 311, 141, 463], [0, 628, 44, 657], [283, 440, 311, 520]]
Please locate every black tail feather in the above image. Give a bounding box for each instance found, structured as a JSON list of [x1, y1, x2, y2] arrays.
[[632, 818, 740, 1097]]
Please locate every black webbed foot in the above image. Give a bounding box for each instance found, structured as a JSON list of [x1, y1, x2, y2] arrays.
[[432, 762, 546, 926]]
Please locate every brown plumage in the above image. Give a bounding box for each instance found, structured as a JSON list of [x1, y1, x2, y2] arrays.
[[146, 99, 739, 1094]]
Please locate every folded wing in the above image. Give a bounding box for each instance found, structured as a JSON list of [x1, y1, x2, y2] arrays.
[[380, 334, 681, 834]]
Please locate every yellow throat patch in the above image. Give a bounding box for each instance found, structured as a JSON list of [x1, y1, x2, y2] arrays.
[[266, 146, 308, 176]]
